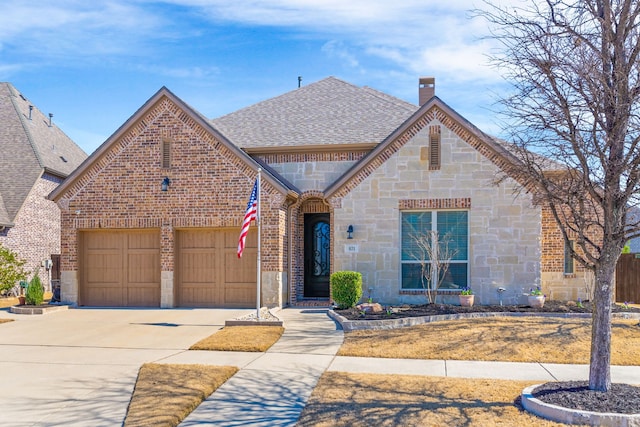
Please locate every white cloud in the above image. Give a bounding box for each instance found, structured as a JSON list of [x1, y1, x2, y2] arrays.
[[162, 0, 502, 83]]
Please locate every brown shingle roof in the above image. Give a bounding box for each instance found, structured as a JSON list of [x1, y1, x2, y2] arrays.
[[0, 83, 87, 226], [210, 76, 418, 149]]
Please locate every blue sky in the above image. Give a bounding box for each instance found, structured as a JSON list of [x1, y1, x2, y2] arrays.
[[1, 1, 510, 154]]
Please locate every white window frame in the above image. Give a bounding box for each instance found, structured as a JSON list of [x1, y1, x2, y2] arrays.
[[400, 210, 469, 290]]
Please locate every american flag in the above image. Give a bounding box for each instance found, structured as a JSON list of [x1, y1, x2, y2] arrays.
[[237, 179, 258, 258]]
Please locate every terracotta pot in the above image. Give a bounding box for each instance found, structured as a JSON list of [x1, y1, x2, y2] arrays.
[[18, 296, 25, 306], [528, 295, 545, 308], [459, 294, 474, 307]]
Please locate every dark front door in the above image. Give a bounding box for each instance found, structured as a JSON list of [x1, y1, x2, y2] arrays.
[[304, 214, 330, 298]]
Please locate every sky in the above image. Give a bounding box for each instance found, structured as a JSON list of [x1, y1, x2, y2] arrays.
[[1, 0, 514, 155]]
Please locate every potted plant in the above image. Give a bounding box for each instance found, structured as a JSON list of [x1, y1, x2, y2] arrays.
[[528, 286, 545, 308], [459, 287, 474, 307]]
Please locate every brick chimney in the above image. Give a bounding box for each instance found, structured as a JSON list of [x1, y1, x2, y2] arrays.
[[419, 77, 435, 105]]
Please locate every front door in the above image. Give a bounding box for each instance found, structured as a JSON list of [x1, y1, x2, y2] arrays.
[[304, 214, 330, 298]]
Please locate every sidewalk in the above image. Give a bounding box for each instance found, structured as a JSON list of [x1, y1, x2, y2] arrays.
[[173, 308, 640, 426]]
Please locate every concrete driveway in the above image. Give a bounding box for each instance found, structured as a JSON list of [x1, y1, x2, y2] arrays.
[[0, 307, 252, 426]]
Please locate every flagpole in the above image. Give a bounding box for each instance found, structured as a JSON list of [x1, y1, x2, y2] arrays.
[[256, 168, 261, 320]]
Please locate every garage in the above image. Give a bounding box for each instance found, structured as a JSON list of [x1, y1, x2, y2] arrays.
[[79, 230, 161, 307], [176, 228, 257, 308]]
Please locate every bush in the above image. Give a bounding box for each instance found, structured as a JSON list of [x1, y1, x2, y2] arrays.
[[25, 274, 44, 306], [0, 244, 26, 295], [330, 271, 363, 309]]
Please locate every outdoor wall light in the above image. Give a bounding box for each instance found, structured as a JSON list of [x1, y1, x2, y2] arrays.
[[161, 176, 171, 192], [347, 225, 354, 239]]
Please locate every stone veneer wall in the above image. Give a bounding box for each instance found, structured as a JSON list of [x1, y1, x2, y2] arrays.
[[255, 151, 367, 193], [0, 173, 62, 290], [331, 121, 542, 306], [56, 96, 288, 307]]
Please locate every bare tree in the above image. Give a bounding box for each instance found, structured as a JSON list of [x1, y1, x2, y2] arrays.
[[480, 0, 640, 391], [406, 228, 459, 304]]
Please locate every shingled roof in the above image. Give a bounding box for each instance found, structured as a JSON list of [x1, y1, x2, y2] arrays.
[[210, 76, 418, 149], [0, 83, 87, 227]]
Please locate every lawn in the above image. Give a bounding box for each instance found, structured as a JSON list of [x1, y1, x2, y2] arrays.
[[124, 364, 237, 427], [125, 325, 283, 425], [297, 372, 577, 426], [189, 325, 284, 352], [339, 317, 640, 365]]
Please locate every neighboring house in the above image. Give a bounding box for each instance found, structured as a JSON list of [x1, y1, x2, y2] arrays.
[[0, 83, 87, 290], [49, 77, 586, 308]]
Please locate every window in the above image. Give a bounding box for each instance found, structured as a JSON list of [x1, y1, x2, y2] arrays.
[[401, 211, 468, 290], [564, 240, 574, 274]]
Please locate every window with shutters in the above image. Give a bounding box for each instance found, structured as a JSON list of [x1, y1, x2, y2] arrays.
[[429, 125, 441, 170], [161, 139, 171, 169]]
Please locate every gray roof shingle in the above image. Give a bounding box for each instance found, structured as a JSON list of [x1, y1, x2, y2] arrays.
[[0, 83, 87, 226], [210, 76, 418, 149]]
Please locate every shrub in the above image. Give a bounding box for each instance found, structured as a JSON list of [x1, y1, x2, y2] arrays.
[[0, 244, 26, 295], [330, 271, 363, 309], [25, 274, 44, 306]]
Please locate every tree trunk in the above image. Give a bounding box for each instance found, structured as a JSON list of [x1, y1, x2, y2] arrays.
[[589, 259, 615, 391]]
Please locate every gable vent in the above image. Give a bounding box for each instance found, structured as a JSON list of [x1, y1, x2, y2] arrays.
[[162, 139, 172, 169], [429, 125, 441, 170]]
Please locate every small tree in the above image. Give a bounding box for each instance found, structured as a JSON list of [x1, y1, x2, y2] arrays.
[[25, 274, 44, 306], [406, 228, 458, 304], [0, 244, 26, 295]]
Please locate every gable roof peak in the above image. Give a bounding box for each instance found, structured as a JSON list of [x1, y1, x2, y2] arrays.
[[211, 76, 418, 149]]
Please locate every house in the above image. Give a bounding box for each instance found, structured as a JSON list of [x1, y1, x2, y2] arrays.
[[49, 76, 585, 308], [0, 83, 87, 290]]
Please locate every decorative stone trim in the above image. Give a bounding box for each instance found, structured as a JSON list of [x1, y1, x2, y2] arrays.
[[256, 151, 368, 164], [399, 198, 471, 210], [328, 309, 640, 332], [10, 305, 69, 315]]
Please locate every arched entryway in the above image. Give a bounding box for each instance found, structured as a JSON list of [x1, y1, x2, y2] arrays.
[[304, 213, 330, 297]]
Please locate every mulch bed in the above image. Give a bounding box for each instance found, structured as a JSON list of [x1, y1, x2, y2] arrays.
[[532, 381, 640, 414], [336, 300, 640, 416], [335, 300, 640, 321]]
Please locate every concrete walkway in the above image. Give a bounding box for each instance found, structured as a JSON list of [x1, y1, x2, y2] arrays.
[[177, 308, 344, 426]]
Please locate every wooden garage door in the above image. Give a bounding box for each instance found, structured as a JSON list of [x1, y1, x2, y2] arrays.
[[80, 230, 161, 307], [176, 228, 257, 308]]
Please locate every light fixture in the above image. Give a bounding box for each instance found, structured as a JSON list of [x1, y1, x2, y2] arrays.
[[347, 225, 354, 239], [161, 176, 170, 192]]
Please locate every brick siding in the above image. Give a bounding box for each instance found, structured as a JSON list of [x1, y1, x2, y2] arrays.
[[0, 173, 63, 289]]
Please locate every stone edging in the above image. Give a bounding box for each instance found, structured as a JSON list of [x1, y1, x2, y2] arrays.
[[225, 307, 284, 327], [521, 384, 640, 426], [327, 309, 640, 331], [10, 305, 69, 315]]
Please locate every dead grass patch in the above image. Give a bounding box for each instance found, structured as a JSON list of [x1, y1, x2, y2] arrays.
[[189, 326, 284, 352], [123, 363, 237, 427], [0, 319, 13, 324], [297, 372, 577, 427], [340, 317, 640, 365]]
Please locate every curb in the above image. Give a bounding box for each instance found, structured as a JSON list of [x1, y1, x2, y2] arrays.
[[521, 384, 640, 426], [328, 310, 640, 331], [10, 304, 69, 315]]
